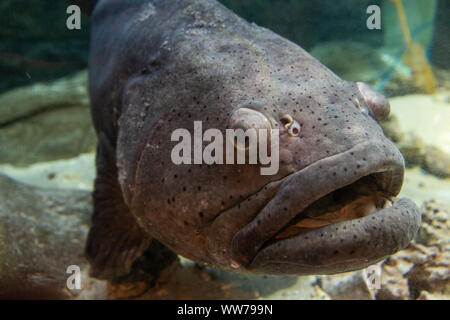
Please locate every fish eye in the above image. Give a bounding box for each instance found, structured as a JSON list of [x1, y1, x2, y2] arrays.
[[229, 107, 272, 150]]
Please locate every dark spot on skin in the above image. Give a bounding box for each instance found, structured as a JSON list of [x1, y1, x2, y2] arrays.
[[199, 212, 204, 218]]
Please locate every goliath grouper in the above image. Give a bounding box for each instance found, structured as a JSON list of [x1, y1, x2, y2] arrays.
[[80, 0, 421, 279]]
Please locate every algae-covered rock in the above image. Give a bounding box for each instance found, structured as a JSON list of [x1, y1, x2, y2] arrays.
[[0, 174, 106, 299]]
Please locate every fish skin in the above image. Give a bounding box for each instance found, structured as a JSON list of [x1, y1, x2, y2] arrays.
[[86, 0, 421, 278]]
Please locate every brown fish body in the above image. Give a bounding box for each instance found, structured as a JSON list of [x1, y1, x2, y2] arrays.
[[86, 0, 420, 279]]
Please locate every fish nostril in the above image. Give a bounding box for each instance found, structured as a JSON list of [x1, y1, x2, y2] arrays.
[[280, 114, 293, 128], [280, 114, 301, 137]]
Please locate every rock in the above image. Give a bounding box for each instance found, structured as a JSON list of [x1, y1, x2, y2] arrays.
[[380, 114, 405, 144], [399, 167, 450, 208], [407, 246, 450, 299], [417, 291, 450, 300], [416, 200, 450, 247], [398, 133, 426, 168], [0, 153, 95, 191], [318, 271, 375, 300], [375, 243, 432, 300], [381, 92, 450, 178], [376, 255, 411, 300], [0, 103, 96, 166], [389, 93, 450, 154], [0, 174, 106, 299], [0, 71, 96, 167], [0, 171, 323, 300], [0, 71, 89, 126], [374, 201, 450, 300], [422, 146, 450, 179]]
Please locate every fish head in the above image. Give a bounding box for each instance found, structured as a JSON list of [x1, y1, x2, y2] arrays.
[[109, 4, 420, 275]]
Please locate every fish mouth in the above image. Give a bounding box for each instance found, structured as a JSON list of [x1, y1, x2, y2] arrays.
[[230, 140, 421, 275]]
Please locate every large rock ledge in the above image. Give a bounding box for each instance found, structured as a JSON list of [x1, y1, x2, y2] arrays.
[[0, 174, 106, 299]]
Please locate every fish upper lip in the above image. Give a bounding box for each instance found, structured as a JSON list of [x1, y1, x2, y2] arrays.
[[230, 139, 408, 269]]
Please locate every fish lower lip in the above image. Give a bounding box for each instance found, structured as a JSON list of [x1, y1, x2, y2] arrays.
[[248, 197, 421, 275]]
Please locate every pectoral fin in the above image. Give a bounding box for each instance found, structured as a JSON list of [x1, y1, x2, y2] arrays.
[[86, 132, 177, 281]]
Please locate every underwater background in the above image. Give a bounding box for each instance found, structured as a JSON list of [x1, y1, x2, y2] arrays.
[[0, 0, 448, 299]]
